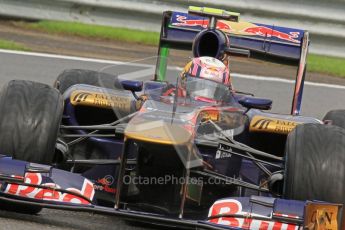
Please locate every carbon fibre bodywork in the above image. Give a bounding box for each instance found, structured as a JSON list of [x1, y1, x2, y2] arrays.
[[0, 7, 343, 230], [0, 80, 331, 229]]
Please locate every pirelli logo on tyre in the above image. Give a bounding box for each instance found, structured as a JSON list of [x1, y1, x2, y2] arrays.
[[249, 115, 302, 134]]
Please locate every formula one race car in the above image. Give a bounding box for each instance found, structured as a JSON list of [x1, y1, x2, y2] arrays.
[[0, 6, 345, 230]]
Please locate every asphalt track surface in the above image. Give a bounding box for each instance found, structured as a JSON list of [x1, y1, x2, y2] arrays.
[[0, 49, 345, 230]]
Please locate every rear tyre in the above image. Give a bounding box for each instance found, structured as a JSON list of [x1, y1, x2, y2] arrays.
[[0, 80, 63, 214], [54, 69, 121, 94], [323, 110, 345, 129], [284, 123, 345, 204], [55, 69, 124, 161]]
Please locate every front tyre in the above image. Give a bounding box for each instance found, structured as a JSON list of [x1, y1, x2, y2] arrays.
[[284, 123, 345, 204], [0, 80, 63, 164]]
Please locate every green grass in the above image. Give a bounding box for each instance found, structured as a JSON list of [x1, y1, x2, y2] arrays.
[[308, 54, 345, 78], [0, 39, 30, 51], [24, 20, 159, 46]]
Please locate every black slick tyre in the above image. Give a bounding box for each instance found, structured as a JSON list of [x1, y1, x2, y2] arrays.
[[284, 123, 345, 205], [323, 109, 345, 129], [0, 80, 63, 164], [54, 69, 121, 94]]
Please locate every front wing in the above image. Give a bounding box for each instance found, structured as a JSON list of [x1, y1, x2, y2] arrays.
[[0, 155, 342, 229]]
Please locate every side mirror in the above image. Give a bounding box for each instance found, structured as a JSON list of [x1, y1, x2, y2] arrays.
[[238, 97, 272, 110], [121, 80, 143, 92]]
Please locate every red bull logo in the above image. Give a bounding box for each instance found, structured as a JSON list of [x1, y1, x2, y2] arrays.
[[208, 199, 299, 229], [5, 173, 95, 204], [172, 14, 301, 44], [244, 26, 300, 43], [172, 15, 232, 31]]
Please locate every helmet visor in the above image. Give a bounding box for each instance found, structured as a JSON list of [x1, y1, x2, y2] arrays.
[[184, 75, 230, 102]]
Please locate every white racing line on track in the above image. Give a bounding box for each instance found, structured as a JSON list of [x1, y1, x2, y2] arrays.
[[1, 49, 345, 90]]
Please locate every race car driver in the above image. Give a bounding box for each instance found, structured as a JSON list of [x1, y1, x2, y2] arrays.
[[162, 56, 233, 104]]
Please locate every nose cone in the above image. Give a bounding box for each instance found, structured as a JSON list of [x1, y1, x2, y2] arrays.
[[125, 119, 193, 145]]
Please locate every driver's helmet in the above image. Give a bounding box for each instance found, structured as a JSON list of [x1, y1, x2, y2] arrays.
[[179, 57, 232, 102]]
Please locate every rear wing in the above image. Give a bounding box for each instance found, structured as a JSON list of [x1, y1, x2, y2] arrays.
[[154, 10, 309, 115]]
